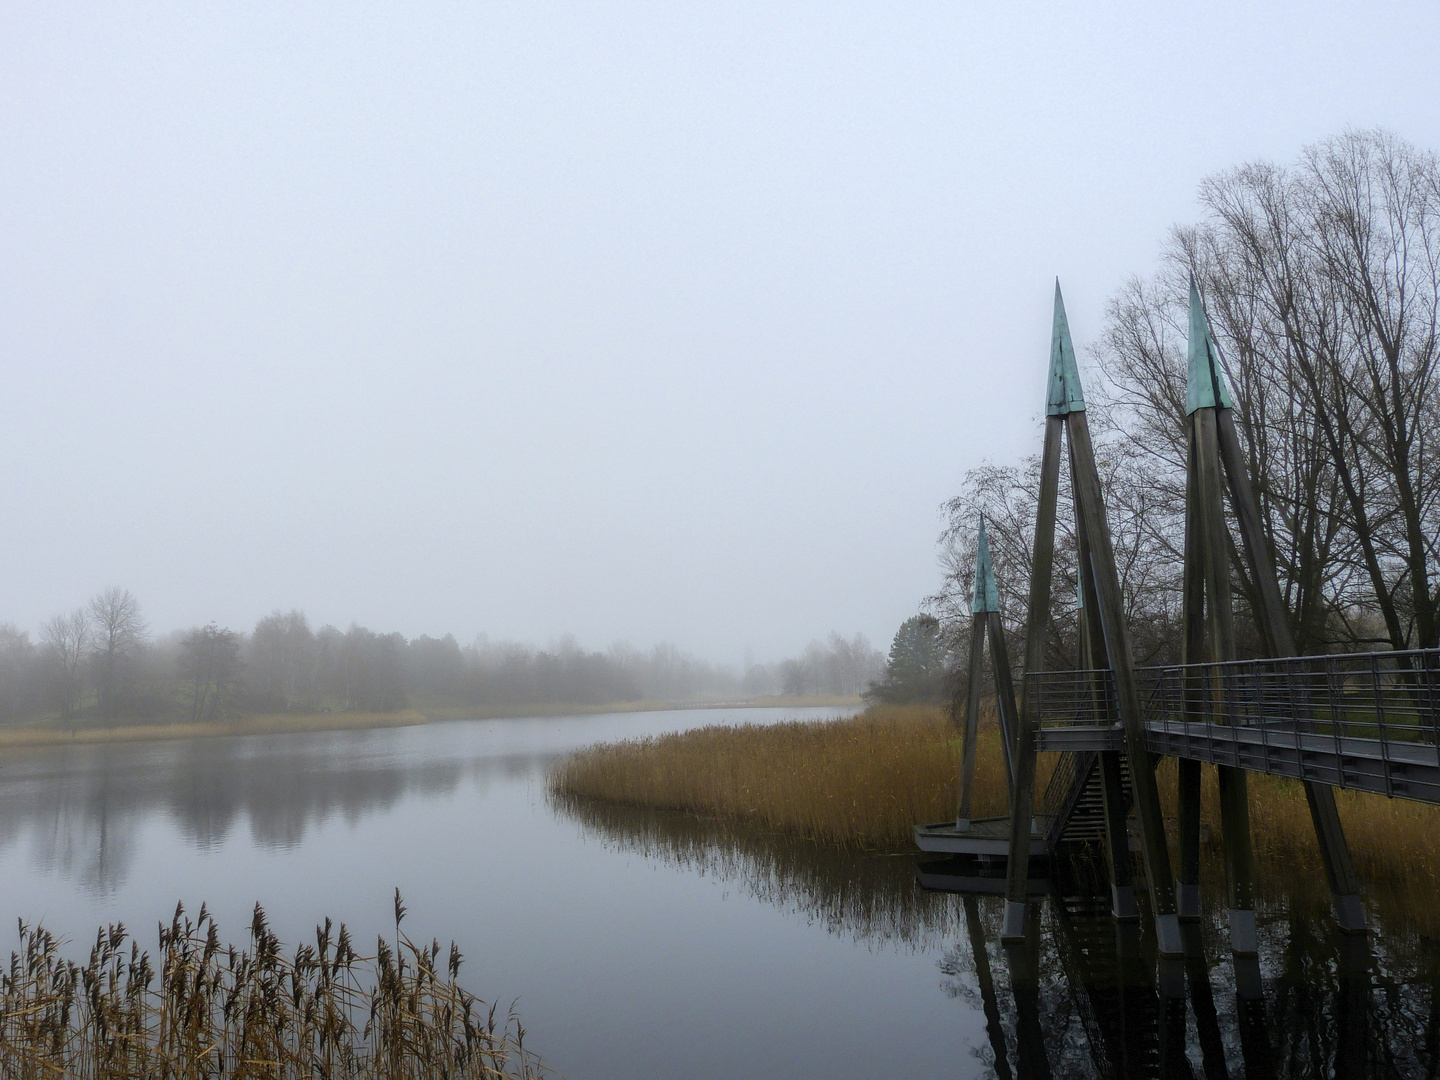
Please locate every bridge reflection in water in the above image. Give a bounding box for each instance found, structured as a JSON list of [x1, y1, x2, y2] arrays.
[[560, 795, 1440, 1078], [932, 857, 1386, 1080]]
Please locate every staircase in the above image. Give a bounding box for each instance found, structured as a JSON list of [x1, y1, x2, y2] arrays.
[[1042, 751, 1134, 848]]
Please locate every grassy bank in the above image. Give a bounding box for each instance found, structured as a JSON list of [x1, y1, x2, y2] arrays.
[[0, 696, 858, 751], [551, 704, 1440, 911], [0, 709, 437, 750], [0, 896, 542, 1079]]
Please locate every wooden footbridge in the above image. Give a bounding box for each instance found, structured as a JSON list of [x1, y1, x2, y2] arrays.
[[917, 279, 1440, 957]]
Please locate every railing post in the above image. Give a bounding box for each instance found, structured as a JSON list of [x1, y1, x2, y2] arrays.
[[1373, 654, 1393, 800], [1256, 663, 1273, 778], [1428, 650, 1440, 773], [1327, 657, 1346, 789], [1288, 659, 1308, 782]]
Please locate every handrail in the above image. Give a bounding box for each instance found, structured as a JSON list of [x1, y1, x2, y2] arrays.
[[1019, 646, 1440, 807]]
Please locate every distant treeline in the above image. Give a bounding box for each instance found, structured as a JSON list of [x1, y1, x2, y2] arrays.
[[0, 589, 885, 726]]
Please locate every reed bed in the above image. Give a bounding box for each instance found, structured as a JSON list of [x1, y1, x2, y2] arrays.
[[553, 704, 1440, 922], [549, 704, 1053, 851], [1154, 757, 1440, 934], [0, 893, 543, 1080]]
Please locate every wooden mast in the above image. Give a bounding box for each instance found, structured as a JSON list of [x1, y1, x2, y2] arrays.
[[1004, 283, 1181, 954], [1181, 276, 1258, 954], [1199, 283, 1366, 934], [956, 516, 1016, 824]]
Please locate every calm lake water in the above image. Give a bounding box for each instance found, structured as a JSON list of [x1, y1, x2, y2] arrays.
[[0, 706, 1437, 1078]]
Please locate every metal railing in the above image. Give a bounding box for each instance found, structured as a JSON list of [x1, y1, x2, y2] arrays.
[[1030, 669, 1118, 838], [1027, 667, 1119, 732], [1025, 647, 1440, 804]]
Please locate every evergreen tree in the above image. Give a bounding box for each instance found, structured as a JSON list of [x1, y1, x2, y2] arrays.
[[866, 615, 948, 703]]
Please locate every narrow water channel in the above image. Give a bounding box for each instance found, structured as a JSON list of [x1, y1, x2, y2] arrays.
[[0, 707, 1435, 1077]]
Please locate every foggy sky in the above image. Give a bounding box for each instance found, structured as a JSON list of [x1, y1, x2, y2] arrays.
[[3, 2, 1438, 664]]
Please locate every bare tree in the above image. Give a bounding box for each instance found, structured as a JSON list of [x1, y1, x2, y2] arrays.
[[931, 432, 1186, 676], [1093, 128, 1440, 652], [41, 609, 91, 719], [89, 586, 147, 718], [247, 610, 317, 710], [179, 624, 242, 722], [0, 625, 40, 723]]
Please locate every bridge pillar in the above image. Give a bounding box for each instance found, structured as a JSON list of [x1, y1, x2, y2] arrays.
[[1004, 284, 1181, 956], [1197, 280, 1366, 935], [954, 613, 986, 831], [1001, 412, 1062, 943], [1186, 345, 1260, 955], [956, 518, 1020, 830], [1174, 759, 1203, 920], [1069, 407, 1182, 956]]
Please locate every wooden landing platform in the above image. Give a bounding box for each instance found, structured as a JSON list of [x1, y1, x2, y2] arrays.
[[913, 815, 1051, 857], [915, 855, 1051, 896]]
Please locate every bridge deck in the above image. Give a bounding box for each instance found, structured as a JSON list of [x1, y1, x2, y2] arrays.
[[1034, 722, 1440, 803], [1029, 649, 1440, 806]]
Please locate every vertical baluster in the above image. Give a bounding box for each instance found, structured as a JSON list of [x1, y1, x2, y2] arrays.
[[1374, 653, 1393, 799], [1328, 657, 1345, 790], [1256, 661, 1272, 778], [1288, 657, 1307, 783], [1428, 650, 1440, 778]]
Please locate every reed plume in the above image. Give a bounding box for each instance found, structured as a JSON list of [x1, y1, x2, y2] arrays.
[[0, 892, 543, 1079]]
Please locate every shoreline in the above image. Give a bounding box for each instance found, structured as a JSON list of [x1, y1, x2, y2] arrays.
[[0, 695, 862, 751], [550, 704, 1440, 932]]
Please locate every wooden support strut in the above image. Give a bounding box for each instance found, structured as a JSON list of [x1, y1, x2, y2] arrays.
[[1072, 452, 1137, 921], [1066, 410, 1183, 956], [1176, 430, 1206, 920], [1194, 405, 1259, 955], [1001, 416, 1063, 942], [958, 518, 1021, 825], [1214, 408, 1366, 932], [956, 612, 989, 826], [987, 609, 1021, 792]]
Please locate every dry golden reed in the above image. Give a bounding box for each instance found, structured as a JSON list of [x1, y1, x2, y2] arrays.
[[0, 892, 543, 1080], [550, 704, 1053, 851], [554, 704, 1440, 915], [1154, 756, 1440, 932]]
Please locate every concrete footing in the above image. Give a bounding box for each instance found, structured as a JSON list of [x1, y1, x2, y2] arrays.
[[1228, 908, 1258, 956], [1334, 892, 1367, 934], [1001, 900, 1027, 942], [1175, 881, 1201, 921], [1111, 884, 1138, 922], [1154, 913, 1184, 958]]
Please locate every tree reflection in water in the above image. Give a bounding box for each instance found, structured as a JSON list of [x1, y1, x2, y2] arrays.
[[0, 733, 536, 892], [558, 795, 1440, 1078]]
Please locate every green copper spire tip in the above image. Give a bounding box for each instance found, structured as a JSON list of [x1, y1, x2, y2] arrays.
[[972, 516, 1000, 614], [1046, 280, 1086, 416], [1186, 274, 1233, 414]]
